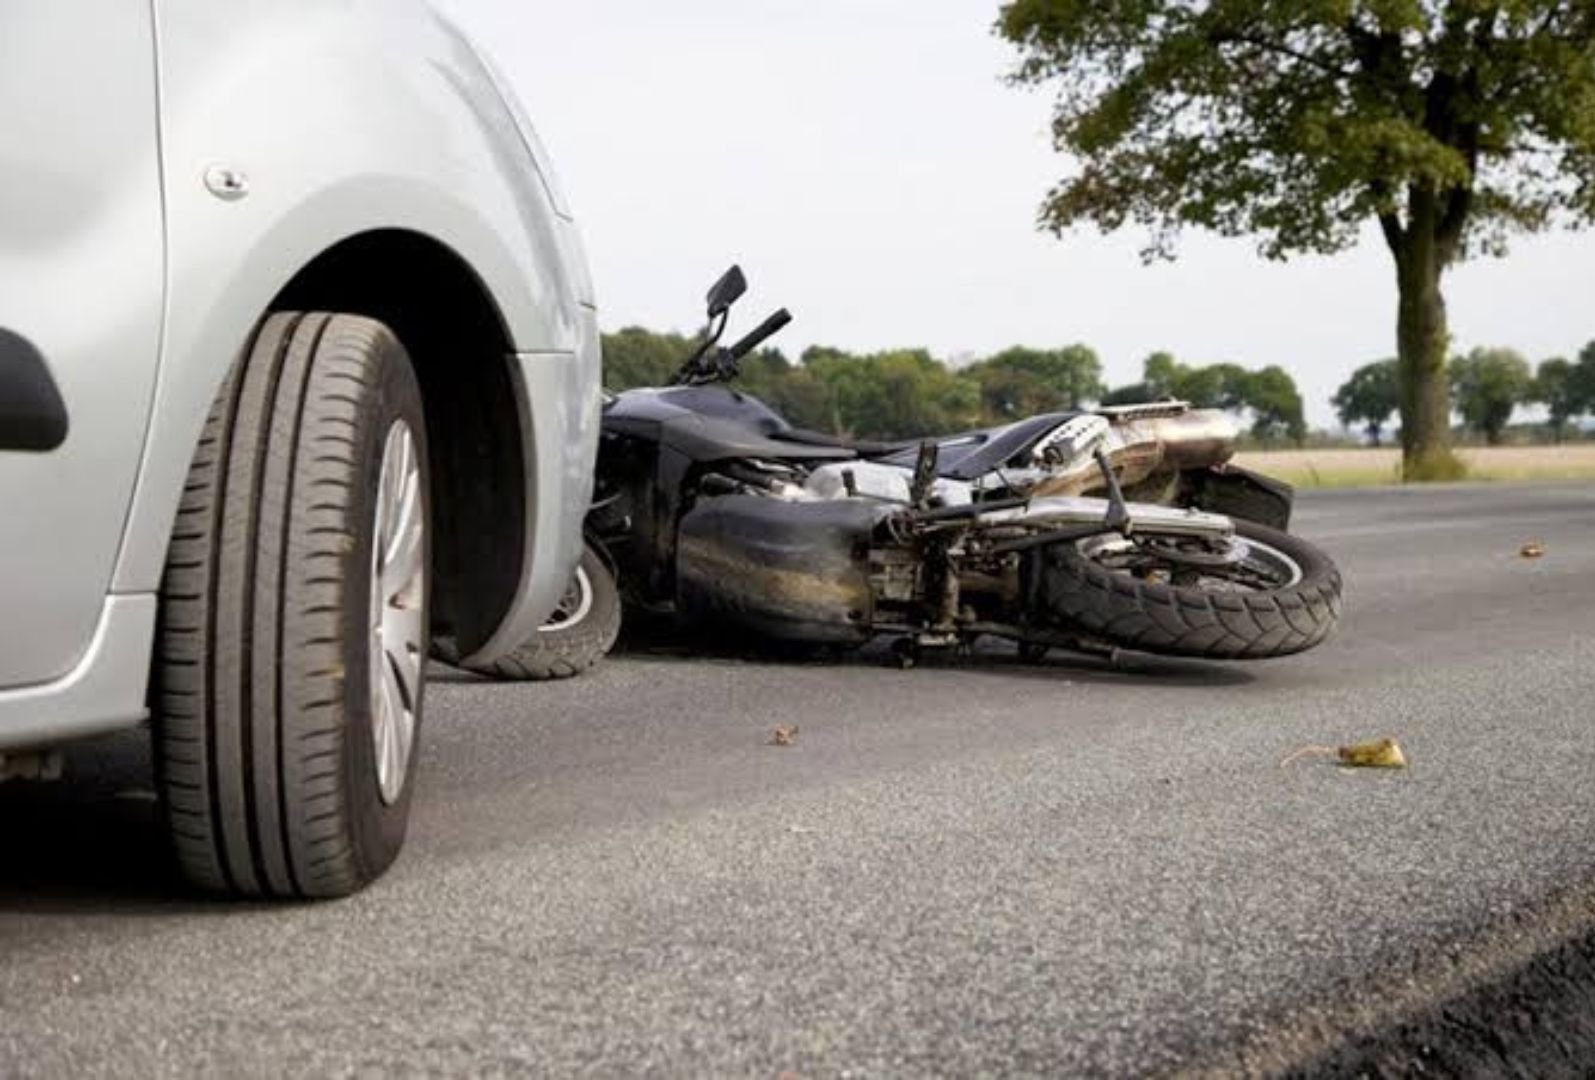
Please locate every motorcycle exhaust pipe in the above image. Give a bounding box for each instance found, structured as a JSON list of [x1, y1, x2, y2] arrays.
[[1109, 407, 1238, 470], [1029, 408, 1239, 498]]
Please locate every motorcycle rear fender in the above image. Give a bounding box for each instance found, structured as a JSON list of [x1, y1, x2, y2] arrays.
[[1179, 465, 1295, 532]]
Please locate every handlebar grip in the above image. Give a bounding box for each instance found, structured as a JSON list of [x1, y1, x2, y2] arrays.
[[727, 308, 793, 360]]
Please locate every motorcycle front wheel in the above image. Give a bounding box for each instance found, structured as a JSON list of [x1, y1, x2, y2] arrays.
[[1032, 519, 1342, 660]]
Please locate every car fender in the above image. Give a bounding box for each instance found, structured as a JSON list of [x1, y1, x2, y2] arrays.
[[113, 0, 599, 656]]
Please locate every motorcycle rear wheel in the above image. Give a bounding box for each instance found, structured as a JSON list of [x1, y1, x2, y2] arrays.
[[1032, 519, 1342, 660]]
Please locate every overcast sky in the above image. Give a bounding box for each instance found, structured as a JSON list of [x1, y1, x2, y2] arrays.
[[439, 0, 1595, 428]]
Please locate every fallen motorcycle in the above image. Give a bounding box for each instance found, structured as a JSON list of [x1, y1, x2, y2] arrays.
[[460, 266, 1342, 678]]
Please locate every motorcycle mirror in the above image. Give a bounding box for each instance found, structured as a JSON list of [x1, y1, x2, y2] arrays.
[[705, 265, 747, 318]]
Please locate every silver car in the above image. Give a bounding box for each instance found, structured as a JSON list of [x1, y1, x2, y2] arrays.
[[0, 1, 601, 897]]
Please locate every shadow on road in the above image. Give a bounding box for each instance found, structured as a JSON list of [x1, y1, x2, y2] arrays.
[[591, 632, 1261, 690], [3, 640, 1252, 907], [931, 646, 1258, 690], [0, 731, 210, 914]]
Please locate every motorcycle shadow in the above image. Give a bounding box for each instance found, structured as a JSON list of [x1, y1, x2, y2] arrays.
[[611, 622, 1258, 690]]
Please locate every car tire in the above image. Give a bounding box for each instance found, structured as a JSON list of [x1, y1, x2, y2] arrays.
[[433, 541, 620, 681], [153, 312, 430, 899]]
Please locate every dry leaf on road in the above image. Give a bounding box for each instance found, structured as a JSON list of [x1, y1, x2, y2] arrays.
[[1281, 737, 1407, 770], [1521, 540, 1545, 558], [1336, 737, 1407, 768], [769, 725, 799, 747]]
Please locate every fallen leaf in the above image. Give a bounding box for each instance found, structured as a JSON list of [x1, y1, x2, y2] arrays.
[[1337, 737, 1407, 769], [1521, 540, 1545, 558], [1280, 737, 1408, 770], [770, 725, 799, 747]]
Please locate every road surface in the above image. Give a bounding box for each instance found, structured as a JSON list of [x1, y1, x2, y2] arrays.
[[3, 483, 1594, 1075]]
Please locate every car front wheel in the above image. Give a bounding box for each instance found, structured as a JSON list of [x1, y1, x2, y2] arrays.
[[153, 312, 429, 899]]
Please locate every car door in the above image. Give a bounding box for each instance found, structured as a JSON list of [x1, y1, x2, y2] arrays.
[[0, 4, 165, 686]]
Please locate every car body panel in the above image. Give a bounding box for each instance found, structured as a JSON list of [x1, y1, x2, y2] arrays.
[[1, 0, 599, 744], [0, 596, 157, 752], [114, 0, 592, 600], [0, 4, 165, 687]]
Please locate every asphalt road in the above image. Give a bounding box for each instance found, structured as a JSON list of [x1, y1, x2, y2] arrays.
[[3, 483, 1595, 1076]]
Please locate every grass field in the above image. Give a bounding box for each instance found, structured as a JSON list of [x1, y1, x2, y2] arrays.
[[1233, 445, 1595, 488]]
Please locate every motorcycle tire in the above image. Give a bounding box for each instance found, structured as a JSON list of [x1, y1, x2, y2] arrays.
[[434, 542, 620, 680], [1032, 519, 1342, 660]]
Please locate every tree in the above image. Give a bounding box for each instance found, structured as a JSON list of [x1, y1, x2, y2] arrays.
[[1532, 357, 1583, 442], [1245, 365, 1307, 446], [601, 326, 691, 390], [1102, 353, 1304, 442], [1142, 352, 1182, 398], [1180, 362, 1252, 411], [1450, 347, 1532, 445], [1130, 352, 1250, 410], [1332, 359, 1401, 445], [1576, 340, 1595, 421], [802, 347, 981, 440], [736, 349, 834, 432], [998, 2, 1595, 481], [1100, 382, 1156, 406], [964, 344, 1105, 417]]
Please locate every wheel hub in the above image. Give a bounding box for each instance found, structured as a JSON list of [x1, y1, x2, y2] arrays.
[[369, 420, 425, 806]]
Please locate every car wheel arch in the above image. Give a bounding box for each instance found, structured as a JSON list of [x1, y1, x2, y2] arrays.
[[268, 228, 531, 657]]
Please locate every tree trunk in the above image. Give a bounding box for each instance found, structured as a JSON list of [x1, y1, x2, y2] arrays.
[[1389, 198, 1461, 481]]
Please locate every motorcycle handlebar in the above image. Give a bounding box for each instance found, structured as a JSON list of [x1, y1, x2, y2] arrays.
[[726, 308, 792, 361]]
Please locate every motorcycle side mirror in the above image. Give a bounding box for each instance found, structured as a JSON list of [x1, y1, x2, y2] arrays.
[[705, 265, 747, 319]]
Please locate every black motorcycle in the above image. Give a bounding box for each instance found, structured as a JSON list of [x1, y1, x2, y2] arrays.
[[458, 267, 1342, 678]]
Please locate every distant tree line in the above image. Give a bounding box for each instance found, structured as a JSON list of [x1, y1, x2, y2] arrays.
[[1333, 344, 1595, 447], [601, 328, 1307, 444]]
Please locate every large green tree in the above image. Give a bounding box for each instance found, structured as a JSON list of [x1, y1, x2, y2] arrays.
[[964, 344, 1106, 417], [1246, 364, 1308, 445], [1332, 358, 1402, 445], [1532, 356, 1583, 441], [1577, 340, 1595, 418], [1142, 352, 1250, 408], [803, 347, 982, 439], [1103, 352, 1305, 442], [1450, 346, 1532, 444], [998, 2, 1595, 480], [601, 326, 691, 390]]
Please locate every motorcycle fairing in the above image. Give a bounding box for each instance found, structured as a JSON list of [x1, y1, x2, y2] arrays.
[[604, 385, 855, 464]]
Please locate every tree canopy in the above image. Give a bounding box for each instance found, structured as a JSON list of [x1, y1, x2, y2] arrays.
[[962, 344, 1105, 418], [1450, 346, 1533, 444], [1532, 357, 1580, 441], [599, 331, 1305, 444], [1332, 359, 1402, 445], [1105, 352, 1306, 444], [998, 1, 1595, 478]]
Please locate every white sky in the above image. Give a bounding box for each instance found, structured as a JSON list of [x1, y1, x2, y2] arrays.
[[439, 0, 1595, 428]]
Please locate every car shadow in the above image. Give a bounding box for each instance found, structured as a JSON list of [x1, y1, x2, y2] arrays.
[[0, 731, 222, 914]]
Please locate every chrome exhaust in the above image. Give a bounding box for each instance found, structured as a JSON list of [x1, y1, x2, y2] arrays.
[[1108, 407, 1237, 470]]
